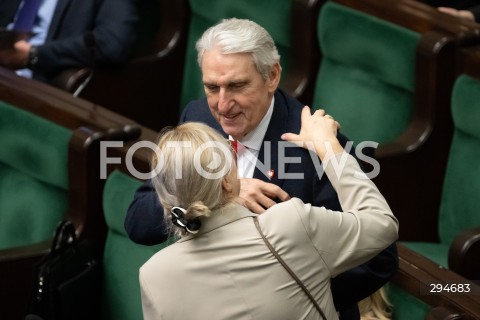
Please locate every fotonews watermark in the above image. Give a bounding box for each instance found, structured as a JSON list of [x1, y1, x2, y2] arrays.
[[100, 140, 380, 180]]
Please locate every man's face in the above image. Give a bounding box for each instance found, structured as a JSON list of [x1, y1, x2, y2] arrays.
[[201, 48, 280, 140]]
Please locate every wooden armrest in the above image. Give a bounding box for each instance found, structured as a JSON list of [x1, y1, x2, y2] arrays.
[[283, 0, 323, 106], [0, 239, 50, 263], [448, 227, 480, 282], [393, 244, 480, 319], [336, 0, 480, 34], [375, 118, 432, 159], [51, 68, 93, 93], [67, 125, 142, 254], [425, 306, 462, 320]]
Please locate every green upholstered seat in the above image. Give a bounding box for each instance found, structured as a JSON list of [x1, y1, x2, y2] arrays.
[[403, 74, 480, 268], [180, 0, 292, 110], [313, 2, 420, 145], [388, 283, 430, 320], [0, 101, 71, 250], [101, 170, 173, 320]]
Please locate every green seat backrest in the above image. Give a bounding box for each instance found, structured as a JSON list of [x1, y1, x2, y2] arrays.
[[313, 2, 420, 145], [438, 74, 480, 246], [101, 170, 173, 320], [0, 101, 71, 249], [401, 75, 480, 267], [180, 0, 292, 110]]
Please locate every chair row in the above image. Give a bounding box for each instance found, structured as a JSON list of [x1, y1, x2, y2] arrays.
[[313, 0, 480, 244], [0, 66, 153, 320], [321, 0, 480, 285], [400, 45, 480, 285]]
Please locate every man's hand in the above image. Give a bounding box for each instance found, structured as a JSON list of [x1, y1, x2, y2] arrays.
[[0, 40, 31, 69], [438, 7, 475, 21], [237, 178, 290, 213]]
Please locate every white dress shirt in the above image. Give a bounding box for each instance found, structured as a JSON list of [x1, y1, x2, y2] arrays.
[[230, 97, 275, 178]]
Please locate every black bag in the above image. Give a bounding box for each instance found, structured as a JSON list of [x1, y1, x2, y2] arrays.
[[26, 221, 101, 320]]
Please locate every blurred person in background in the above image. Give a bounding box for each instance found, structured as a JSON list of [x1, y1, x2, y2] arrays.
[[0, 0, 139, 83], [418, 0, 480, 22]]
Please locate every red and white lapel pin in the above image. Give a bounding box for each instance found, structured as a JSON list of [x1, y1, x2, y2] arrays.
[[267, 169, 275, 179]]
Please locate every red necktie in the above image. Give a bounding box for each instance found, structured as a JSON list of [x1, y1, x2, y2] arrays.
[[13, 0, 42, 32], [230, 140, 246, 156], [231, 140, 238, 154]]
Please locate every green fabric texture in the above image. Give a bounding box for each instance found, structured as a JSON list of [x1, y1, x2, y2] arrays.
[[102, 170, 143, 237], [0, 101, 71, 188], [402, 74, 480, 269], [0, 163, 67, 249], [101, 170, 173, 320], [314, 59, 414, 144], [388, 283, 430, 320], [180, 0, 292, 111], [0, 101, 71, 250], [313, 2, 420, 144], [438, 74, 480, 245]]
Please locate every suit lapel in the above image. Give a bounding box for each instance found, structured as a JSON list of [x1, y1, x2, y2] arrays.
[[46, 0, 72, 40], [0, 0, 23, 27], [253, 91, 289, 186]]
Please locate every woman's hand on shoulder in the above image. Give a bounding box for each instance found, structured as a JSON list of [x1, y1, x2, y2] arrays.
[[281, 106, 343, 159]]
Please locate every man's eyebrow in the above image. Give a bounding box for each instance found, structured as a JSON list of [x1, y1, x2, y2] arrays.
[[224, 80, 249, 88], [203, 80, 248, 87], [203, 81, 218, 87], [229, 80, 248, 85]]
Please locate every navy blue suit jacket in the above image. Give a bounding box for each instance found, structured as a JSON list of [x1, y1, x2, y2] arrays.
[[125, 89, 398, 319], [0, 0, 139, 82]]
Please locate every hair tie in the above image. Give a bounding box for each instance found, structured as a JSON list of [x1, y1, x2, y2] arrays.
[[171, 207, 201, 234]]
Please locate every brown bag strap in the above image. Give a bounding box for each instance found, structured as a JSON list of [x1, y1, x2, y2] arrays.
[[254, 218, 327, 320]]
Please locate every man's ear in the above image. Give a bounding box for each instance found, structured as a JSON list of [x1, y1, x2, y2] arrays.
[[222, 177, 233, 194], [267, 62, 281, 92]]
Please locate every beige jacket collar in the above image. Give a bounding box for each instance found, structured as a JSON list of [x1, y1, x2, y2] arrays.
[[178, 203, 257, 242]]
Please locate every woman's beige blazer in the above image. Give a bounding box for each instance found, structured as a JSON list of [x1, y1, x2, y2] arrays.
[[140, 154, 398, 320]]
